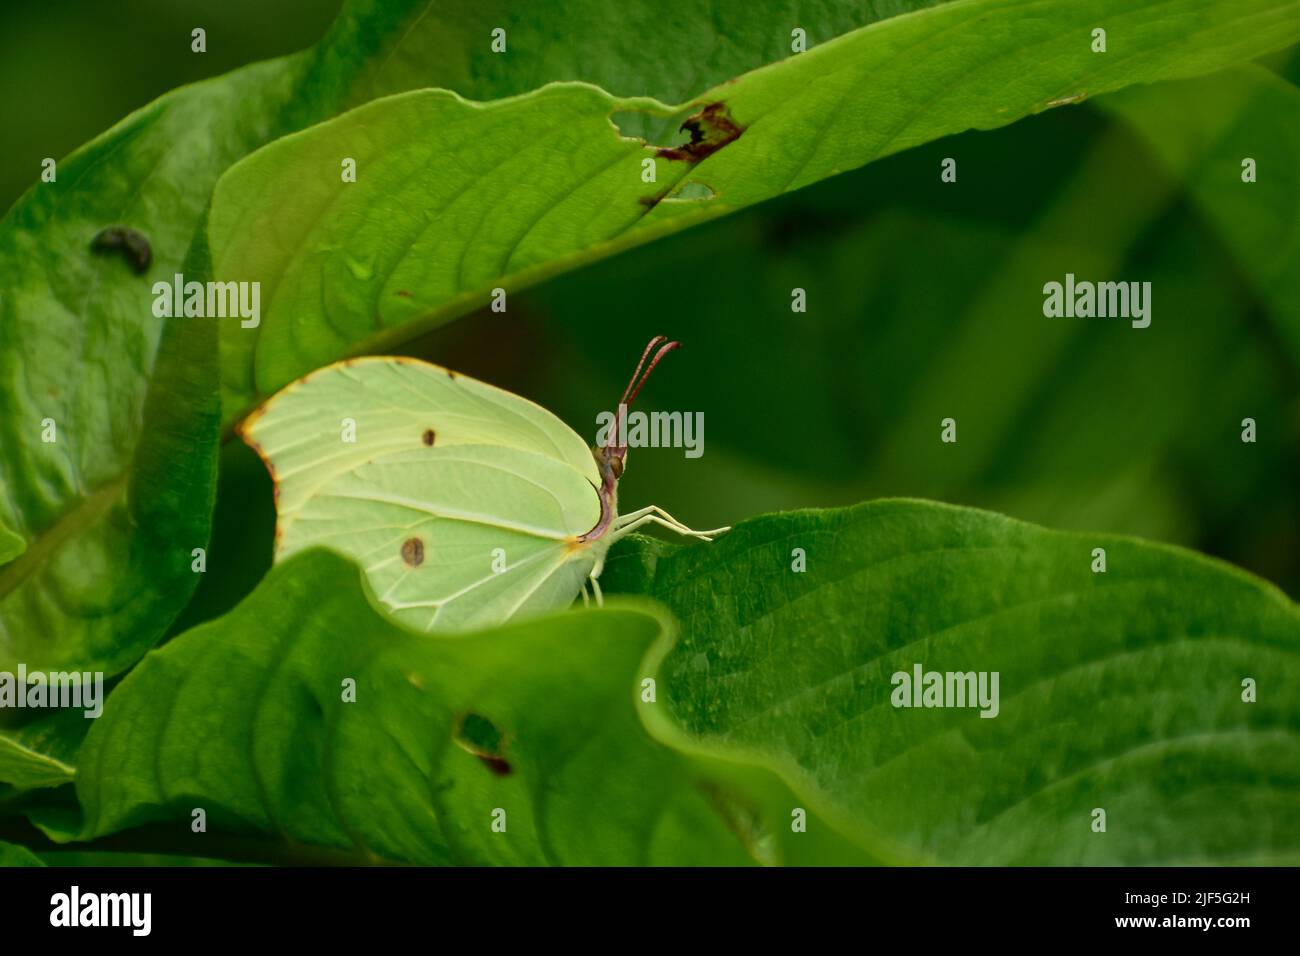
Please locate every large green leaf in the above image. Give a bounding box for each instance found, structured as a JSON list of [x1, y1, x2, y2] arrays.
[[66, 549, 866, 866], [315, 0, 936, 112], [212, 0, 1300, 421], [604, 500, 1300, 864], [0, 71, 248, 674]]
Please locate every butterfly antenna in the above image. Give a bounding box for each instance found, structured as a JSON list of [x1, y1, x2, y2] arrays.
[[619, 335, 667, 407], [605, 336, 680, 454], [624, 339, 681, 408]]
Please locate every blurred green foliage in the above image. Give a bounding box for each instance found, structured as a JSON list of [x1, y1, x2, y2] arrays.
[[0, 0, 340, 212]]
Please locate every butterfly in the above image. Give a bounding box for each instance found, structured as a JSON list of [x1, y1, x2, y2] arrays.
[[238, 336, 726, 633]]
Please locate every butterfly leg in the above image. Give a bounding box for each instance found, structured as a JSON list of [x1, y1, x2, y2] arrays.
[[580, 580, 591, 607], [589, 573, 604, 608], [611, 513, 726, 543], [613, 505, 729, 541], [642, 505, 729, 537]]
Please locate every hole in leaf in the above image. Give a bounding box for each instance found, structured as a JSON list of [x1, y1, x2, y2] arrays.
[[668, 181, 716, 201], [611, 101, 743, 164], [454, 712, 512, 776], [609, 108, 684, 145]]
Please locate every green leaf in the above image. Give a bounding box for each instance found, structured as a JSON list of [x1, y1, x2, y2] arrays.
[[604, 500, 1300, 864], [320, 0, 948, 111], [0, 840, 43, 867], [212, 0, 1300, 419], [0, 50, 308, 673], [0, 711, 80, 793], [68, 549, 868, 866]]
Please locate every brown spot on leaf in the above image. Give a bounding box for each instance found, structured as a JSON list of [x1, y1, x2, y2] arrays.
[[477, 755, 513, 776], [656, 102, 743, 163], [396, 289, 412, 298], [421, 428, 436, 446], [638, 189, 669, 211], [401, 537, 425, 566]]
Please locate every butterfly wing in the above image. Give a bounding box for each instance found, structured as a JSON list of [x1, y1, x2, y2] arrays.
[[240, 358, 605, 632], [238, 356, 600, 531], [282, 445, 600, 632]]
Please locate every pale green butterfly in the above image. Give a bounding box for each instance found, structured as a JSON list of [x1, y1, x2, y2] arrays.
[[238, 336, 726, 633]]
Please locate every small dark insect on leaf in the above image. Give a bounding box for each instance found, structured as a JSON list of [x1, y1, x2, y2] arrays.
[[421, 428, 436, 446], [90, 225, 151, 274]]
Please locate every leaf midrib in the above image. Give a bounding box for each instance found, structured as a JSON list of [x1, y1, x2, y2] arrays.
[[0, 479, 124, 629]]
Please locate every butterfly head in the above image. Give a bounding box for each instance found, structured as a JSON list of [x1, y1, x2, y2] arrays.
[[595, 336, 681, 482]]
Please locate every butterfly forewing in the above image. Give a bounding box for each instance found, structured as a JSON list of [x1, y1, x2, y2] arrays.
[[240, 357, 600, 520]]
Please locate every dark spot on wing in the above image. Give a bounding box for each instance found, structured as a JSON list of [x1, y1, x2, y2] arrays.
[[401, 537, 424, 566], [90, 225, 151, 274], [655, 102, 743, 163], [421, 428, 436, 446]]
